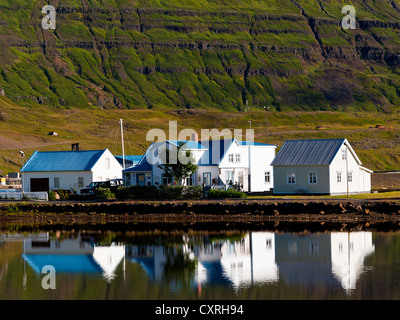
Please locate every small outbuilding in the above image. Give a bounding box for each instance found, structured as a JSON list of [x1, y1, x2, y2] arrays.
[[271, 139, 372, 195], [21, 148, 123, 193]]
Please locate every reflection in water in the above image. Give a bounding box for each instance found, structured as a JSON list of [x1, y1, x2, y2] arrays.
[[331, 232, 375, 292], [21, 234, 125, 282], [0, 231, 377, 299]]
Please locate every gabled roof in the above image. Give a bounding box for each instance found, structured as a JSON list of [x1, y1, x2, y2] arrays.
[[198, 139, 234, 166], [21, 149, 108, 172], [199, 139, 276, 166], [271, 139, 350, 166]]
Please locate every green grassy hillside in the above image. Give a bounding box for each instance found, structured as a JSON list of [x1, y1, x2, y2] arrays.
[[1, 0, 400, 111], [1, 95, 399, 175]]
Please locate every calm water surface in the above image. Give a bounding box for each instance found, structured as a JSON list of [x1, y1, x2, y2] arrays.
[[1, 228, 400, 300]]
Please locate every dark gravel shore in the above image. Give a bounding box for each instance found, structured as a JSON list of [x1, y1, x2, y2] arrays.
[[1, 198, 400, 232]]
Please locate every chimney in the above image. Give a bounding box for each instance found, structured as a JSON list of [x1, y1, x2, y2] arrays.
[[191, 132, 199, 142], [72, 143, 80, 151]]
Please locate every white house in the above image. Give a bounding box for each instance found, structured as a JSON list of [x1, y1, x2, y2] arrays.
[[123, 138, 277, 192], [21, 148, 123, 193], [271, 139, 372, 195]]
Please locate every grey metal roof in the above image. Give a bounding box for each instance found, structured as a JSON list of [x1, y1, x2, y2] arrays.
[[271, 139, 346, 166]]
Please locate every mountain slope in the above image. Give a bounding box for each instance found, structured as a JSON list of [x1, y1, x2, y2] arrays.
[[1, 0, 400, 112]]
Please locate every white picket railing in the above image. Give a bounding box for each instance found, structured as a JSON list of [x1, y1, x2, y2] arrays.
[[0, 192, 48, 201]]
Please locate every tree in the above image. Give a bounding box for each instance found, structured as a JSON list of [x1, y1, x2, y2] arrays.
[[158, 142, 198, 186]]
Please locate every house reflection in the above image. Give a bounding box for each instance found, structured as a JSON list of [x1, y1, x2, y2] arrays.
[[191, 232, 278, 288], [21, 234, 125, 282], [126, 231, 375, 292], [17, 231, 375, 292]]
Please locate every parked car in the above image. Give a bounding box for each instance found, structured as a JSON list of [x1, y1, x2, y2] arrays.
[[80, 179, 124, 196]]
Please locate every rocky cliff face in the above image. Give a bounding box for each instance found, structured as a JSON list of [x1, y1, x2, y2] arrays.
[[1, 0, 400, 112]]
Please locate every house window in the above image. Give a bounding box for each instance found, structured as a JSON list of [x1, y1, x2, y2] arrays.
[[225, 171, 234, 184], [310, 242, 319, 255], [309, 172, 317, 184], [348, 171, 353, 183], [342, 149, 347, 161], [287, 172, 296, 184], [54, 177, 60, 189], [235, 154, 241, 163], [265, 171, 271, 183], [162, 174, 173, 185], [105, 158, 110, 169], [337, 172, 342, 183], [78, 177, 84, 189], [186, 175, 193, 186], [228, 154, 234, 163]]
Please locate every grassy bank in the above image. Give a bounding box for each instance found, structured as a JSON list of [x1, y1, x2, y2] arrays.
[[1, 93, 400, 175]]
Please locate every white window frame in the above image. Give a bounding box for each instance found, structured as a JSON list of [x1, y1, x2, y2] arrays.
[[264, 171, 271, 184], [337, 172, 342, 183], [235, 153, 241, 163], [308, 172, 317, 184], [186, 175, 193, 186], [342, 149, 347, 161], [287, 172, 296, 184], [54, 177, 60, 189], [228, 154, 234, 163], [78, 177, 84, 189], [225, 171, 234, 184], [348, 171, 353, 183]]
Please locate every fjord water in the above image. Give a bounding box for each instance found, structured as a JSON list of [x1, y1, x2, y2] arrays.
[[0, 229, 399, 300]]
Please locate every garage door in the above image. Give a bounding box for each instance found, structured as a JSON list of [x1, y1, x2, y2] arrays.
[[30, 178, 49, 192]]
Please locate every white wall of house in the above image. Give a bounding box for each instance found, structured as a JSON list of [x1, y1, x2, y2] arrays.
[[249, 145, 275, 192], [91, 149, 123, 182], [22, 171, 93, 193], [22, 149, 123, 192], [329, 146, 371, 195], [219, 142, 275, 192], [196, 166, 220, 186]]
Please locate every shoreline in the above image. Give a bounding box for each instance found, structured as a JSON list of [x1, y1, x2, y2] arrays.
[[0, 198, 400, 232]]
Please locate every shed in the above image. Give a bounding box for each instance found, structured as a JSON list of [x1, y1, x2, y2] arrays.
[[21, 148, 123, 192], [271, 139, 372, 195]]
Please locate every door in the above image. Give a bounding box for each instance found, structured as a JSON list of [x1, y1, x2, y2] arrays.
[[30, 178, 49, 192], [137, 174, 145, 186], [203, 172, 211, 186]]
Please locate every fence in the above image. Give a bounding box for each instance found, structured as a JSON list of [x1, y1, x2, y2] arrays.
[[0, 192, 48, 201]]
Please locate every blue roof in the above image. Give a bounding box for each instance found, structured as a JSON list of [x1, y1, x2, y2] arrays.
[[123, 156, 152, 173], [271, 139, 346, 166], [115, 155, 143, 164], [22, 254, 103, 274], [165, 140, 206, 150], [21, 149, 107, 172]]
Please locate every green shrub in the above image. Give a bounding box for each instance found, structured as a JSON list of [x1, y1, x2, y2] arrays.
[[48, 190, 57, 201], [181, 186, 203, 199], [158, 185, 184, 199], [115, 185, 203, 200], [57, 189, 69, 201], [115, 185, 160, 200], [208, 188, 247, 199], [94, 188, 115, 200]]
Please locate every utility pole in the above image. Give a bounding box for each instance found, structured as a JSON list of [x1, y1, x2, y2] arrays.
[[120, 119, 125, 170], [248, 121, 252, 193], [264, 106, 270, 144], [346, 144, 349, 198]]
